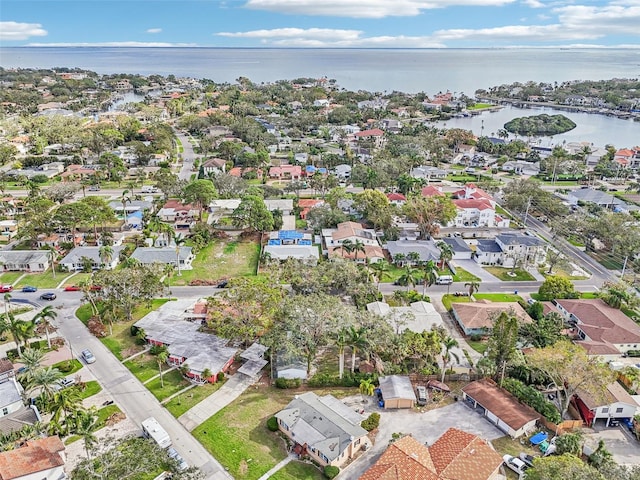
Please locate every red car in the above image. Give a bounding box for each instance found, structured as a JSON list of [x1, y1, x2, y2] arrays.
[[0, 285, 13, 293], [63, 285, 81, 291]]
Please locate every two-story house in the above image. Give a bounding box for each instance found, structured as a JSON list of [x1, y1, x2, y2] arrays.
[[449, 199, 509, 228], [323, 221, 384, 263]]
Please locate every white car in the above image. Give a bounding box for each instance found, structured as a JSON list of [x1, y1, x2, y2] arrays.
[[81, 349, 96, 364], [503, 454, 528, 476], [167, 447, 188, 471]]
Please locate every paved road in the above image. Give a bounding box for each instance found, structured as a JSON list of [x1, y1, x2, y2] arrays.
[[49, 296, 232, 480], [175, 130, 198, 181]]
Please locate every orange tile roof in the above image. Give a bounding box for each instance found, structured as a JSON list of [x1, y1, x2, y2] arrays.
[[0, 436, 65, 480]]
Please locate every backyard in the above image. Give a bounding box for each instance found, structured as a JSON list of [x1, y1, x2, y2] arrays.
[[192, 387, 354, 480], [169, 239, 260, 286]]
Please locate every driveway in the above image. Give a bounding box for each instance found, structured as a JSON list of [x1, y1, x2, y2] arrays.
[[584, 425, 640, 466], [452, 259, 501, 282], [342, 401, 505, 479]]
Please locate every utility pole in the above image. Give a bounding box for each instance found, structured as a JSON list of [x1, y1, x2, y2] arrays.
[[523, 197, 532, 226], [622, 255, 629, 277]]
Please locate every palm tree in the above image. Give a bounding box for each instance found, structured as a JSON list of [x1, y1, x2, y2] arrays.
[[18, 348, 44, 381], [34, 305, 57, 349], [352, 239, 366, 263], [1, 303, 31, 357], [440, 336, 460, 383], [359, 378, 375, 400], [27, 366, 63, 402], [348, 326, 368, 373], [156, 348, 169, 388], [393, 253, 407, 266], [172, 233, 187, 277], [369, 260, 391, 290], [465, 281, 480, 299], [398, 265, 420, 292], [120, 189, 131, 219], [406, 251, 421, 266], [334, 239, 354, 258], [98, 245, 114, 270], [163, 263, 175, 290], [335, 328, 348, 380], [75, 409, 99, 460], [436, 241, 454, 269], [51, 387, 82, 432], [421, 259, 439, 296]]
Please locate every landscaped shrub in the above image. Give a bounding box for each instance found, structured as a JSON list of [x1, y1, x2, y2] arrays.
[[275, 377, 301, 389], [626, 350, 640, 357], [502, 377, 561, 424], [217, 371, 225, 381], [57, 361, 74, 373], [149, 344, 167, 355], [323, 466, 340, 479], [469, 334, 483, 342], [361, 413, 380, 432], [266, 416, 279, 432], [308, 372, 376, 388]]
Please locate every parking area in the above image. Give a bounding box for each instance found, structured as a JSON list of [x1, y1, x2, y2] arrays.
[[342, 401, 505, 479], [585, 424, 640, 466]]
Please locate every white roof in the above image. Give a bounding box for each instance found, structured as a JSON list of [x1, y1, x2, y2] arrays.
[[366, 301, 443, 333]]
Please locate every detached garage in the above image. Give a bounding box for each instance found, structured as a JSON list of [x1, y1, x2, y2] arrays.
[[378, 375, 416, 409], [462, 378, 540, 438]]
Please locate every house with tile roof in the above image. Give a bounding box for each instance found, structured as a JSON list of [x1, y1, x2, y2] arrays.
[[275, 391, 370, 468], [420, 185, 446, 197], [360, 429, 503, 480], [268, 165, 302, 180], [298, 199, 325, 220], [157, 200, 200, 224], [355, 128, 385, 148], [554, 298, 640, 355], [323, 221, 384, 263], [450, 301, 532, 336], [462, 378, 540, 438], [573, 381, 640, 427], [202, 157, 227, 176], [449, 198, 509, 228], [386, 192, 406, 206], [0, 436, 66, 480]]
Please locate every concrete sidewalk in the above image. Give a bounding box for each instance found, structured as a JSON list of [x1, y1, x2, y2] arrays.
[[178, 372, 258, 431]]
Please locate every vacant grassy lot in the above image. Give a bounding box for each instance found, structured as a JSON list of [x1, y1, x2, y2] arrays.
[[484, 267, 536, 281], [165, 381, 222, 417], [146, 369, 189, 401], [124, 354, 161, 383], [473, 293, 523, 303], [192, 387, 356, 480], [76, 298, 171, 360], [452, 267, 481, 283], [171, 239, 259, 286]]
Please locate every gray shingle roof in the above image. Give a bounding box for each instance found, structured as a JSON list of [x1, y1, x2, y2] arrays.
[[442, 237, 472, 252], [130, 247, 192, 265], [378, 375, 417, 402], [60, 246, 124, 266], [385, 240, 440, 262], [475, 239, 502, 253], [496, 233, 544, 247], [0, 250, 49, 265]]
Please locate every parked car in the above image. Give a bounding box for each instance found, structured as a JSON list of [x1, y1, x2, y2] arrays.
[[216, 280, 228, 289], [416, 385, 428, 406], [621, 418, 634, 431], [81, 349, 96, 364], [64, 285, 81, 291], [167, 447, 188, 471], [55, 377, 76, 390], [503, 454, 528, 476], [519, 453, 536, 468], [40, 292, 57, 301], [21, 285, 37, 292], [0, 285, 13, 293]]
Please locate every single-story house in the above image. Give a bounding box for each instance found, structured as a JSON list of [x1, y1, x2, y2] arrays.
[[134, 299, 238, 383], [573, 382, 640, 427], [462, 378, 540, 438], [360, 428, 503, 480], [108, 199, 153, 217], [275, 391, 370, 468], [442, 237, 473, 260], [59, 246, 123, 271], [450, 301, 532, 336], [502, 160, 540, 176], [367, 301, 443, 334], [333, 164, 352, 181], [264, 244, 319, 265], [0, 436, 66, 480], [269, 165, 302, 180], [130, 247, 195, 270], [0, 377, 25, 418], [411, 165, 448, 180], [264, 199, 294, 216], [0, 250, 50, 273], [378, 375, 416, 409], [385, 239, 440, 265], [567, 188, 639, 213], [298, 199, 325, 219], [554, 299, 640, 355], [157, 200, 200, 223], [0, 220, 18, 242]]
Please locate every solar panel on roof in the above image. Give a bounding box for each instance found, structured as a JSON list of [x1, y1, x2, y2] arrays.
[[299, 240, 312, 245], [268, 240, 281, 245], [278, 230, 303, 239]]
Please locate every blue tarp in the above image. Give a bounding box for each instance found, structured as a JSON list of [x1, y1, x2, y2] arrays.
[[268, 239, 281, 245], [529, 432, 548, 445], [278, 230, 303, 240]]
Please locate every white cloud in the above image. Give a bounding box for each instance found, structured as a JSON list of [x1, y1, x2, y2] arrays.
[[432, 24, 601, 42], [0, 21, 47, 41], [27, 42, 198, 47], [244, 0, 514, 18], [522, 0, 545, 7], [218, 27, 362, 40], [554, 4, 640, 34], [146, 28, 162, 34]]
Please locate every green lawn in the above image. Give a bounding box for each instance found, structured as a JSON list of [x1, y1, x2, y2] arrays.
[[146, 369, 190, 401], [78, 380, 102, 399], [452, 267, 481, 283], [539, 267, 588, 281], [16, 271, 91, 289], [473, 293, 523, 303], [76, 298, 171, 360], [442, 294, 470, 310], [467, 103, 494, 110], [96, 404, 122, 427], [192, 389, 297, 480], [51, 359, 83, 375], [467, 339, 488, 355], [382, 264, 474, 284], [0, 271, 24, 285], [165, 381, 223, 417], [270, 462, 324, 480], [170, 239, 260, 286], [483, 267, 536, 281], [124, 354, 161, 383]]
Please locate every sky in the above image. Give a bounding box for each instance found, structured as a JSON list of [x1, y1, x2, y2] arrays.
[[1, 0, 640, 49]]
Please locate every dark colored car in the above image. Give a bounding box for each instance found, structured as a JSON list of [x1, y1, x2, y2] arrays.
[[21, 285, 38, 292], [40, 292, 57, 301], [216, 280, 228, 289], [621, 418, 634, 431]]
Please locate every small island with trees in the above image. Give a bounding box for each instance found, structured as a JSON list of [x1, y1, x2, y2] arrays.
[[504, 114, 577, 136]]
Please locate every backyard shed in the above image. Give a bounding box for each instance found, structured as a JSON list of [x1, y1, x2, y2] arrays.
[[378, 375, 416, 409]]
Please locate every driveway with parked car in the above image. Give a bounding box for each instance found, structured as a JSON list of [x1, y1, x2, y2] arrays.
[[585, 424, 640, 466]]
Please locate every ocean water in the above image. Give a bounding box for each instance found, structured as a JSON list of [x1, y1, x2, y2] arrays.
[[2, 47, 640, 94]]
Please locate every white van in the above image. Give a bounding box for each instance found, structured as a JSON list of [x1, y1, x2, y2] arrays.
[[141, 185, 158, 193], [435, 275, 454, 285], [142, 417, 172, 449]]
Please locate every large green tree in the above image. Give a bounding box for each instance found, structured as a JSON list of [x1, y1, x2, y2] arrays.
[[231, 194, 274, 232], [403, 195, 457, 239], [183, 179, 217, 222]]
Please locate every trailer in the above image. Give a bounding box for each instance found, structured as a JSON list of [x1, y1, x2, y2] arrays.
[[141, 417, 172, 449]]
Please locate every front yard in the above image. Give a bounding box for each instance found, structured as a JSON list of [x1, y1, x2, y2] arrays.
[[483, 267, 536, 281], [124, 354, 161, 383], [165, 381, 223, 417], [473, 293, 523, 303], [17, 271, 91, 289], [146, 368, 189, 401], [192, 387, 354, 480], [170, 239, 260, 286]]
